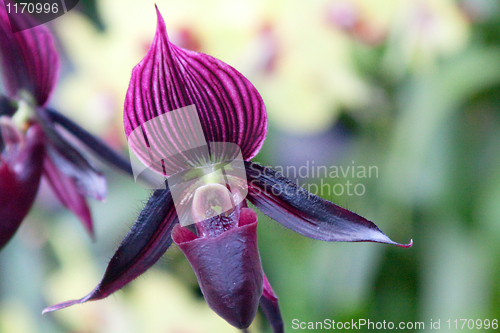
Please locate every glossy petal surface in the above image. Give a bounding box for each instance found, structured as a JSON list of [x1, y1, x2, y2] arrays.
[[124, 7, 267, 175], [0, 1, 60, 106], [43, 187, 178, 313], [172, 208, 264, 329], [0, 123, 45, 249], [245, 162, 412, 247]]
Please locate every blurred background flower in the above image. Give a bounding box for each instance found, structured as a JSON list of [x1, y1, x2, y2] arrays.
[[1, 0, 500, 332]]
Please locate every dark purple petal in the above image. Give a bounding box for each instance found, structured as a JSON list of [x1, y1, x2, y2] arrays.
[[172, 207, 264, 329], [0, 95, 17, 117], [245, 162, 412, 247], [43, 156, 94, 238], [124, 7, 267, 174], [260, 274, 284, 333], [0, 2, 60, 106], [0, 122, 45, 249], [42, 187, 178, 313], [37, 108, 106, 201]]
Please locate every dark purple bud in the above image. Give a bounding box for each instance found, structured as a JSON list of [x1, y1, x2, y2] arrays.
[[0, 2, 60, 106], [0, 121, 45, 249], [172, 207, 264, 329]]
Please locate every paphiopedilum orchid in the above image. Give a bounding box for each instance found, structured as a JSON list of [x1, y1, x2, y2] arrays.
[[0, 2, 132, 249], [44, 7, 412, 332]]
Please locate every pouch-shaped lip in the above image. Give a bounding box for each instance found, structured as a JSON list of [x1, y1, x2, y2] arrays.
[[173, 208, 263, 329]]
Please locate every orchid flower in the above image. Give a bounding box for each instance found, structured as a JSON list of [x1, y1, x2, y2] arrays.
[[44, 7, 412, 332], [0, 2, 131, 249]]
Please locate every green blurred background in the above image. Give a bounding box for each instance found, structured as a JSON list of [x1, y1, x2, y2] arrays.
[[2, 0, 500, 332]]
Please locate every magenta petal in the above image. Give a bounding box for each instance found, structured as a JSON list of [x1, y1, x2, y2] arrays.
[[0, 2, 60, 106], [246, 162, 412, 247], [260, 274, 284, 333], [124, 7, 267, 168], [0, 123, 45, 249], [37, 108, 106, 201], [172, 208, 264, 329], [43, 188, 178, 313], [43, 156, 94, 238]]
